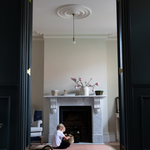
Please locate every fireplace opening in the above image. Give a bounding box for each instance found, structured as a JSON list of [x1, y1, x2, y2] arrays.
[[59, 106, 92, 143]]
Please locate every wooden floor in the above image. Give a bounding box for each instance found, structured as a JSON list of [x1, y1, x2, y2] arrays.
[[30, 142, 120, 150]]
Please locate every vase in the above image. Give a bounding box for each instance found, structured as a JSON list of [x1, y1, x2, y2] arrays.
[[80, 86, 89, 96]]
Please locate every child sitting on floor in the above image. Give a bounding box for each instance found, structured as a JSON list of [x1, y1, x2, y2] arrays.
[[51, 123, 70, 149]]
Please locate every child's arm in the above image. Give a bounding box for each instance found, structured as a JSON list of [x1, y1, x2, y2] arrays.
[[63, 136, 70, 140]]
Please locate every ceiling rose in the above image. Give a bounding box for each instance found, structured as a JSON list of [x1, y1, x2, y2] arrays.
[[56, 4, 92, 19]]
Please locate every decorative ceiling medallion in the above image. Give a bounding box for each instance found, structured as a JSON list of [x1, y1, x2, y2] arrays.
[[56, 4, 92, 19]]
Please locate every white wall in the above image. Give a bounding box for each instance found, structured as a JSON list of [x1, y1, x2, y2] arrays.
[[31, 39, 44, 110], [106, 39, 118, 141], [32, 37, 118, 142], [44, 38, 109, 141], [44, 38, 107, 95]]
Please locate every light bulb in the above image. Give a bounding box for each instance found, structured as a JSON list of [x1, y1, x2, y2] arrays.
[[73, 40, 76, 44]]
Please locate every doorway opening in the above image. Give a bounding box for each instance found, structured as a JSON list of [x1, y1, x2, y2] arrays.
[[31, 0, 120, 149]]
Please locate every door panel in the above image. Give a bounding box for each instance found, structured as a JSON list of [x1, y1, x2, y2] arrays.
[[0, 97, 10, 150], [141, 96, 150, 150], [132, 86, 150, 150]]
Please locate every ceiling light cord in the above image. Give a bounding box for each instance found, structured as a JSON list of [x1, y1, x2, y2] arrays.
[[72, 14, 76, 44]]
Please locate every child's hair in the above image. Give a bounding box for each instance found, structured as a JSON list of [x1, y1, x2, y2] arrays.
[[57, 123, 65, 131]]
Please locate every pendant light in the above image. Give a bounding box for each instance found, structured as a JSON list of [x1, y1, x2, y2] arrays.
[[72, 14, 76, 44], [56, 4, 92, 43]]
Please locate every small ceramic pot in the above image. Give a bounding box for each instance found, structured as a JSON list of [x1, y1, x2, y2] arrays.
[[51, 90, 59, 96], [80, 86, 89, 96], [95, 90, 103, 95]]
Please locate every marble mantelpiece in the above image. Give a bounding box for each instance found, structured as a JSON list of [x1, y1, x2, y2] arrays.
[[43, 95, 106, 143]]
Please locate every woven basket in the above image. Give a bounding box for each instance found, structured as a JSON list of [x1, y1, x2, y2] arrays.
[[63, 134, 74, 144]]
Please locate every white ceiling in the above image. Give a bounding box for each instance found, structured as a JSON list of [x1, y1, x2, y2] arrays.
[[33, 0, 117, 37]]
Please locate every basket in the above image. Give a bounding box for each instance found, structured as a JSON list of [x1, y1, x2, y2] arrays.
[[63, 134, 74, 144]]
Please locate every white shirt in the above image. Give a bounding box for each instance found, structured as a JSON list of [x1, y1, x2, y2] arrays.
[[51, 130, 65, 147]]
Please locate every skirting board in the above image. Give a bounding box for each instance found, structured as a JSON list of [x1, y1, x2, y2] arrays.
[[103, 132, 110, 143], [109, 132, 116, 142]]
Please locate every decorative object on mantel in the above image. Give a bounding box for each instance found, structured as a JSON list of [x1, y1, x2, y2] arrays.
[[56, 4, 92, 44], [80, 86, 90, 96], [95, 90, 104, 95], [51, 90, 59, 96], [71, 77, 99, 96], [63, 90, 67, 95]]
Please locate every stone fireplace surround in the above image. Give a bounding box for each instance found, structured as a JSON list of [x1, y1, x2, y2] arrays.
[[43, 95, 106, 144]]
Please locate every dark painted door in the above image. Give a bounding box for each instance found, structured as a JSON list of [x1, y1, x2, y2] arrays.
[[0, 0, 33, 150], [0, 97, 10, 150], [118, 0, 150, 150], [0, 0, 21, 149]]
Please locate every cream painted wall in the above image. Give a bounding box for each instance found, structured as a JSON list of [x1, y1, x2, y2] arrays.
[[44, 38, 107, 95], [31, 39, 44, 110], [31, 37, 118, 142], [44, 38, 109, 139], [106, 39, 118, 140]]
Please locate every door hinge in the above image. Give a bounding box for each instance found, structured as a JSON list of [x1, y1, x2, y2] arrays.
[[121, 145, 125, 150], [27, 68, 31, 76], [119, 67, 123, 75]]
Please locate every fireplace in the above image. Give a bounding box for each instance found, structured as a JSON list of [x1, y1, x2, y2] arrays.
[[59, 106, 92, 142], [43, 95, 106, 143]]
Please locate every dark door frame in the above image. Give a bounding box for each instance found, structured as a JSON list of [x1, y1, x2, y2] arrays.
[[116, 0, 126, 149], [17, 0, 33, 149]]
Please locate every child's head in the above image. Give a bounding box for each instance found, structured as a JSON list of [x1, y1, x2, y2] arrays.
[[57, 123, 66, 132]]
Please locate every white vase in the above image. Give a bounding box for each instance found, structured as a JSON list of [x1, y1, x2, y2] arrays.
[[80, 86, 89, 96]]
